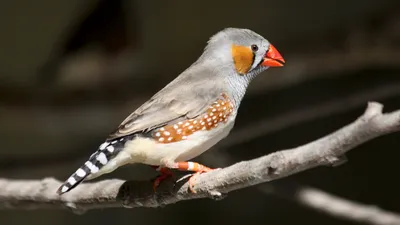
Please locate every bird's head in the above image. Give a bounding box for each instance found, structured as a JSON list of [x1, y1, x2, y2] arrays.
[[201, 28, 285, 78]]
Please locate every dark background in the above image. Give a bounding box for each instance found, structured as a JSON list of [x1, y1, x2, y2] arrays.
[[0, 0, 399, 224]]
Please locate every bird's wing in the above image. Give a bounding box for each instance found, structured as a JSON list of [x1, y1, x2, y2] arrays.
[[106, 79, 223, 141]]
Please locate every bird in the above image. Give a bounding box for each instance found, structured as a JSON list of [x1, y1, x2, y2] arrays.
[[56, 27, 285, 195]]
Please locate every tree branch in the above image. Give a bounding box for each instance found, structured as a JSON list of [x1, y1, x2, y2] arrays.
[[0, 102, 399, 214], [200, 145, 400, 225]]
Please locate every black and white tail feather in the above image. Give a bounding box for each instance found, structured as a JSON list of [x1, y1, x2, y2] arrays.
[[56, 138, 126, 195]]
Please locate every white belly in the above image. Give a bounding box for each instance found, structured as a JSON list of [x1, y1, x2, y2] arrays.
[[127, 117, 235, 165], [87, 116, 235, 179]]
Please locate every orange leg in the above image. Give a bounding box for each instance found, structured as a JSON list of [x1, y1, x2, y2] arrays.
[[174, 162, 215, 193], [152, 166, 173, 191]]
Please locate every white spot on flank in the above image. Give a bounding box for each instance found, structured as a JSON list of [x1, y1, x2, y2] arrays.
[[76, 168, 86, 177], [164, 131, 170, 136], [178, 122, 183, 125], [184, 122, 190, 127], [207, 118, 211, 122], [210, 112, 214, 116], [177, 129, 182, 134], [212, 116, 217, 120], [204, 115, 208, 118], [160, 127, 165, 131], [221, 102, 225, 105], [223, 115, 227, 118], [202, 126, 206, 130], [214, 120, 218, 123], [173, 125, 178, 129], [216, 104, 220, 107], [201, 122, 205, 125], [208, 122, 212, 126], [168, 137, 173, 141], [223, 107, 227, 110], [107, 146, 114, 153], [159, 137, 165, 142], [212, 108, 216, 112], [188, 125, 193, 130], [214, 124, 218, 127], [193, 121, 198, 124], [155, 132, 161, 137], [99, 142, 109, 150], [97, 152, 108, 165], [182, 136, 187, 139], [85, 161, 99, 173], [188, 162, 194, 170], [219, 113, 223, 117], [61, 186, 69, 193]]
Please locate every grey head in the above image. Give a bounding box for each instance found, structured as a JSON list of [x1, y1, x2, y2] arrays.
[[189, 27, 286, 105], [202, 28, 280, 75]]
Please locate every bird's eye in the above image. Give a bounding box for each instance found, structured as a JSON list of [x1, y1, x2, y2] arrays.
[[251, 44, 258, 52]]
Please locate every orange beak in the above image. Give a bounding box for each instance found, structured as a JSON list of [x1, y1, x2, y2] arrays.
[[261, 44, 285, 67]]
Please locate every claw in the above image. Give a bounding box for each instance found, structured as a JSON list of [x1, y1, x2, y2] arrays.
[[188, 172, 202, 193], [187, 168, 217, 193]]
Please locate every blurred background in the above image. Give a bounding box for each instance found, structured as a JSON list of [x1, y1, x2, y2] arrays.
[[1, 0, 400, 224]]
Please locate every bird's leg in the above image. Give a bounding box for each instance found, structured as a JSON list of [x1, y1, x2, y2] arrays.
[[174, 161, 215, 193], [152, 161, 216, 193], [151, 165, 174, 191]]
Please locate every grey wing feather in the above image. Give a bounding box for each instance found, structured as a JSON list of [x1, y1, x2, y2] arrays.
[[106, 67, 224, 140]]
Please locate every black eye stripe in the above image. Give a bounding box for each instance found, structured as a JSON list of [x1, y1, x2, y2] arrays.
[[249, 51, 264, 72], [248, 44, 262, 71], [251, 51, 256, 68]]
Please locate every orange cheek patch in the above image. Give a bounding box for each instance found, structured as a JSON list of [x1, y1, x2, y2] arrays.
[[153, 94, 234, 144], [231, 44, 254, 75]]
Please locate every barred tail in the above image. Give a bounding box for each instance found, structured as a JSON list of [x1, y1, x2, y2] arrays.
[[56, 138, 125, 195]]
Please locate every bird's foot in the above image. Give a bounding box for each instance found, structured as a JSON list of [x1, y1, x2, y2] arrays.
[[173, 161, 216, 193], [187, 169, 213, 193]]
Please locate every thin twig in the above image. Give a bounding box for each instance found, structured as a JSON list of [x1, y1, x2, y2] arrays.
[[294, 186, 400, 225], [260, 184, 400, 225]]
